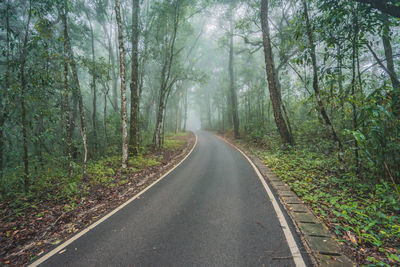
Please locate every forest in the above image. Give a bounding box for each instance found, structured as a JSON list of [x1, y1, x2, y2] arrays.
[[0, 0, 399, 265]]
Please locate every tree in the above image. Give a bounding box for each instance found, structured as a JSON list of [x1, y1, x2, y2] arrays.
[[115, 0, 128, 168], [260, 0, 293, 145], [153, 1, 181, 149], [227, 6, 240, 139], [353, 0, 400, 18], [301, 0, 342, 150], [129, 0, 140, 156], [61, 1, 89, 176]]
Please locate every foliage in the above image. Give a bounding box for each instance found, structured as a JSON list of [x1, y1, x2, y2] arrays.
[[247, 135, 400, 265]]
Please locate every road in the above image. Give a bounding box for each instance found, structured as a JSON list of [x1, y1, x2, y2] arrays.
[[36, 131, 310, 266]]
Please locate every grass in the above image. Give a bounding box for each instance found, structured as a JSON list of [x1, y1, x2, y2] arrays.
[[163, 138, 185, 150]]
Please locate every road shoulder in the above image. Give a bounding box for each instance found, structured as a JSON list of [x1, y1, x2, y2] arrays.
[[217, 134, 353, 267]]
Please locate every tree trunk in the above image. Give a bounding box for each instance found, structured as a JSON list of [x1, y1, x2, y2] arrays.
[[382, 15, 400, 115], [153, 96, 165, 149], [153, 1, 180, 149], [63, 35, 73, 176], [61, 2, 88, 176], [175, 95, 180, 134], [129, 0, 140, 156], [302, 0, 342, 149], [115, 0, 128, 168], [260, 0, 293, 145], [228, 8, 240, 138], [21, 0, 32, 192], [351, 8, 359, 169], [86, 11, 98, 154], [1, 0, 11, 180], [183, 87, 187, 131]]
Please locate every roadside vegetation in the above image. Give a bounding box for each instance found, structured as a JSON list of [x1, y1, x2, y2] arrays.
[[228, 132, 400, 266], [0, 132, 193, 265]]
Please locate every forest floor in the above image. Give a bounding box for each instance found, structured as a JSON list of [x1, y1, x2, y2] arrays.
[[220, 131, 400, 267], [0, 132, 196, 266]]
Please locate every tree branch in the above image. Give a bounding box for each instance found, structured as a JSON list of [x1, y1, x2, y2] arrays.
[[354, 0, 400, 18]]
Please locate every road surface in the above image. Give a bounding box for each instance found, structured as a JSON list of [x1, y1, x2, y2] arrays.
[[37, 131, 310, 266]]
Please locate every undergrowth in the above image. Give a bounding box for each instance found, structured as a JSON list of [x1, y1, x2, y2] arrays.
[[1, 132, 188, 221], [241, 136, 400, 266]]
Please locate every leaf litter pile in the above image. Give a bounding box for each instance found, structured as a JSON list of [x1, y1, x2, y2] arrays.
[[0, 132, 195, 266]]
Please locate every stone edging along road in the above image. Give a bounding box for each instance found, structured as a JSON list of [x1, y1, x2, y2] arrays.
[[217, 135, 353, 267]]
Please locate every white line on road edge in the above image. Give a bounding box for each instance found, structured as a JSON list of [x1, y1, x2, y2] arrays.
[[29, 134, 198, 267], [217, 136, 306, 267]]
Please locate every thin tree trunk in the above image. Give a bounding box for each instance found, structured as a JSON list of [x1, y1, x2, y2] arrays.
[[207, 91, 212, 129], [21, 0, 32, 192], [153, 1, 180, 149], [61, 2, 88, 176], [175, 96, 180, 134], [382, 15, 400, 115], [86, 11, 98, 154], [302, 0, 342, 150], [183, 87, 187, 131], [228, 7, 239, 138], [115, 0, 128, 168], [337, 44, 345, 126], [260, 0, 293, 145], [1, 0, 11, 180], [351, 8, 359, 169], [63, 37, 73, 176], [129, 0, 140, 156]]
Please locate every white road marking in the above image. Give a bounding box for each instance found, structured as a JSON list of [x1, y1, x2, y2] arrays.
[[217, 136, 307, 267], [29, 134, 198, 267]]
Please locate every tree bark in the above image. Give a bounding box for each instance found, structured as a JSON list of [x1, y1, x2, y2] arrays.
[[382, 15, 400, 115], [260, 0, 293, 145], [129, 0, 140, 156], [1, 0, 11, 180], [115, 0, 128, 168], [302, 0, 342, 150], [153, 1, 180, 149], [85, 11, 98, 154], [20, 0, 32, 192], [351, 8, 359, 169], [63, 22, 73, 175], [183, 87, 187, 131], [61, 2, 88, 176], [228, 7, 240, 138]]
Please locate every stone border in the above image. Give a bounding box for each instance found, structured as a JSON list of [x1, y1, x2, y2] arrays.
[[219, 136, 353, 267]]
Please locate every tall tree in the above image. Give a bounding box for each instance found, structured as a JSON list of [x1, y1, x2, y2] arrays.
[[153, 1, 181, 149], [61, 1, 89, 176], [129, 0, 140, 156], [382, 15, 400, 115], [260, 0, 293, 145], [228, 7, 240, 138], [115, 0, 128, 168], [85, 8, 98, 154], [302, 0, 342, 149], [20, 0, 32, 192]]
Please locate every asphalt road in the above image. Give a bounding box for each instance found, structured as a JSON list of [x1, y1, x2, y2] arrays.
[[37, 131, 310, 266]]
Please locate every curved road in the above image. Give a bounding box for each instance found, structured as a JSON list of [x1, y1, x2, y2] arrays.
[[37, 131, 310, 266]]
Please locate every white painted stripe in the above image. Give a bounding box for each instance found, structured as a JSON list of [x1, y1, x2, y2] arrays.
[[29, 134, 198, 267], [217, 136, 306, 267]]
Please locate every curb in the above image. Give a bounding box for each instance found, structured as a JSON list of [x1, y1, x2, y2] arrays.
[[219, 135, 353, 267]]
